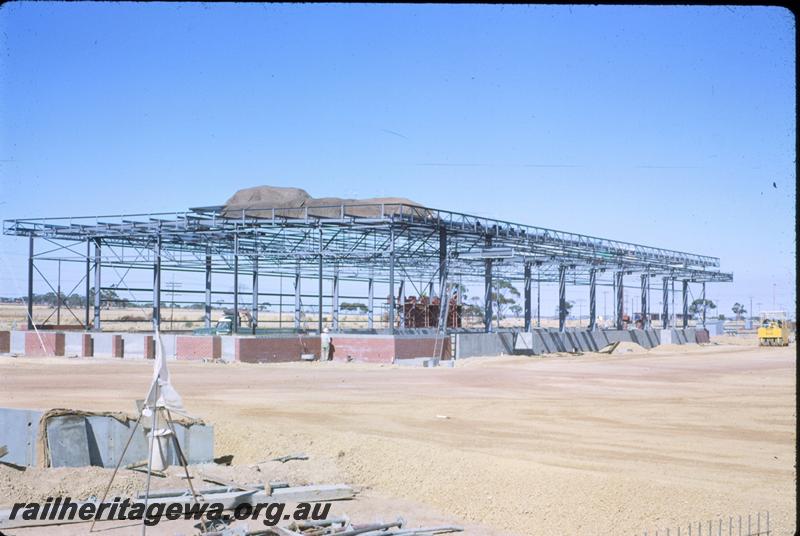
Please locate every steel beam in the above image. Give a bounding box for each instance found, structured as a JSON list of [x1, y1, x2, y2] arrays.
[[484, 235, 493, 333], [615, 271, 624, 330], [558, 265, 567, 333], [588, 268, 597, 331], [153, 236, 161, 331], [662, 277, 669, 329], [523, 262, 532, 332], [93, 238, 101, 332], [251, 256, 259, 334], [204, 248, 212, 329], [27, 235, 34, 330]]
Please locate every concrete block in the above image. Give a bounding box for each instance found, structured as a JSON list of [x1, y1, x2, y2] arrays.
[[121, 334, 146, 359], [1, 407, 213, 468], [64, 333, 92, 357], [10, 331, 25, 354], [220, 336, 236, 362], [454, 332, 515, 358], [660, 329, 673, 345], [24, 332, 65, 357], [0, 407, 42, 466], [46, 415, 92, 467]]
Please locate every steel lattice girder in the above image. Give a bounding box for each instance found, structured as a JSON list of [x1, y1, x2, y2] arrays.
[[3, 203, 732, 284]]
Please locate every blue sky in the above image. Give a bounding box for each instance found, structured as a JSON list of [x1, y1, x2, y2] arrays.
[[0, 3, 795, 317]]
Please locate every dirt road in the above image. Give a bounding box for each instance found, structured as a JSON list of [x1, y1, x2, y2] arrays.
[[0, 340, 795, 535]]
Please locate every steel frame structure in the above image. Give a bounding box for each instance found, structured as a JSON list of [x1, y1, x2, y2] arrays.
[[4, 202, 732, 334]]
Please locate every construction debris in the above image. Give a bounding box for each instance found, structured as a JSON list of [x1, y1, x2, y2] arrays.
[[272, 453, 309, 463]]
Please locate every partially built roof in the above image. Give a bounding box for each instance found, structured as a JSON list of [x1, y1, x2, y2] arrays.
[[3, 200, 732, 284]]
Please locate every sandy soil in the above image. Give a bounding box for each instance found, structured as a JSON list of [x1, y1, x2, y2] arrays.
[[0, 340, 795, 535]]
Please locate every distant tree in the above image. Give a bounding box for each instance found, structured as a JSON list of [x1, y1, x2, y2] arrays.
[[492, 279, 520, 327], [340, 302, 368, 313], [509, 304, 523, 318], [556, 300, 574, 318], [731, 303, 747, 321], [689, 298, 716, 319]]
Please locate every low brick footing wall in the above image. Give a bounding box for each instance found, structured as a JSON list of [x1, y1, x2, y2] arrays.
[[65, 333, 93, 357], [0, 331, 9, 353], [177, 336, 222, 360], [24, 332, 65, 357], [331, 334, 451, 364], [236, 336, 320, 363]]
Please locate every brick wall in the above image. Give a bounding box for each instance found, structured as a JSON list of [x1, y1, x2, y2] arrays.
[[331, 335, 395, 363], [235, 336, 320, 363], [395, 336, 451, 360], [330, 334, 451, 363], [24, 332, 65, 357], [81, 333, 93, 357], [0, 331, 9, 353], [176, 336, 222, 360], [111, 335, 124, 358]]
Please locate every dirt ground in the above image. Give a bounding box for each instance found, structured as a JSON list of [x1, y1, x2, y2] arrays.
[[0, 338, 795, 535]]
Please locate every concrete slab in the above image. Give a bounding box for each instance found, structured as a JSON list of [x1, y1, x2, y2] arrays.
[[0, 407, 213, 468], [0, 407, 41, 466]]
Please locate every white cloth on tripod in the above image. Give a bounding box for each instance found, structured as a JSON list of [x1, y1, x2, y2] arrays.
[[144, 329, 186, 415]]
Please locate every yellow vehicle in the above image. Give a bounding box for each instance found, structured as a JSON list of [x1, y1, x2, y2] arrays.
[[757, 311, 791, 346]]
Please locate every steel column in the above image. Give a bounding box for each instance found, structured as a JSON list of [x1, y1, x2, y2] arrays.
[[536, 267, 541, 327], [640, 273, 649, 329], [438, 226, 447, 298], [662, 277, 669, 329], [588, 268, 597, 331], [558, 265, 567, 333], [153, 236, 161, 331], [332, 266, 340, 332], [318, 227, 323, 334], [85, 240, 91, 329], [27, 235, 34, 330], [682, 280, 689, 328], [389, 226, 395, 332], [367, 277, 374, 330], [294, 266, 301, 330], [251, 256, 259, 334], [232, 234, 239, 334], [523, 262, 532, 332], [204, 248, 212, 329], [93, 238, 101, 331], [701, 282, 706, 327], [398, 280, 405, 328], [484, 236, 493, 333], [615, 271, 624, 330]]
